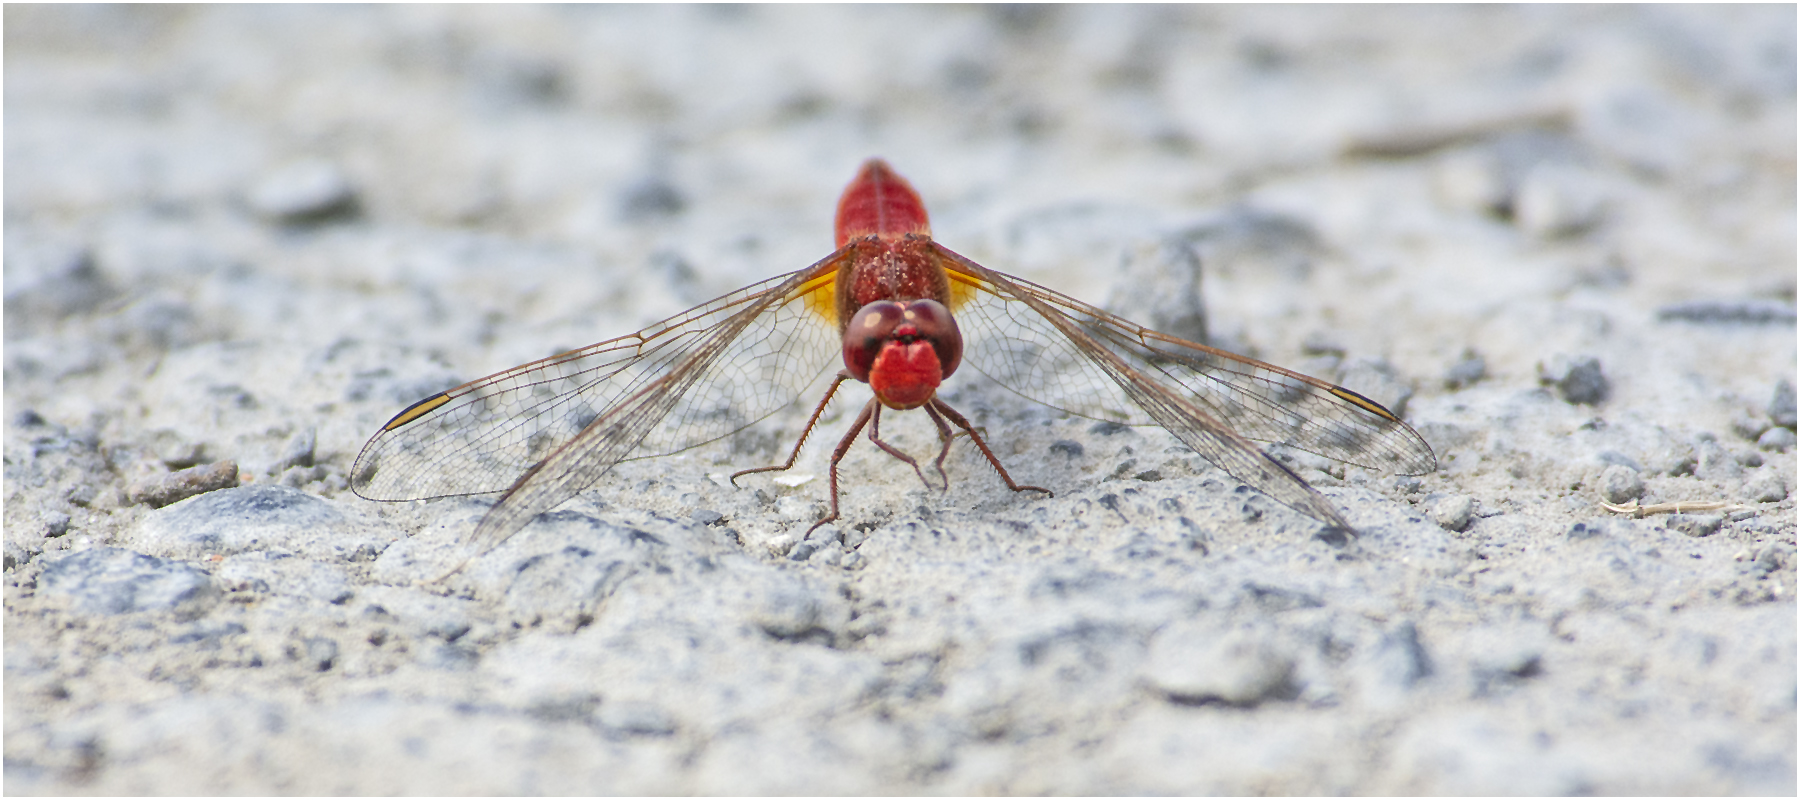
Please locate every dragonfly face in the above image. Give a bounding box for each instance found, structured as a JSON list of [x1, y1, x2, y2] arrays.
[[842, 298, 962, 410], [351, 157, 1437, 573]]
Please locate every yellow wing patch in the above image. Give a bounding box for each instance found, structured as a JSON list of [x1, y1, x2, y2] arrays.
[[795, 269, 838, 322], [944, 265, 986, 312]]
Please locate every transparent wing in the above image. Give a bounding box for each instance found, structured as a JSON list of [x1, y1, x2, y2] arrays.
[[351, 250, 848, 553], [935, 244, 1435, 526]]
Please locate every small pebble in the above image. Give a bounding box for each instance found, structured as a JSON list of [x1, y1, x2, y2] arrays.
[[597, 701, 677, 737], [127, 460, 240, 508], [1142, 623, 1296, 706], [1770, 379, 1797, 429], [1430, 495, 1475, 532], [1538, 355, 1608, 405], [247, 159, 358, 223], [1106, 236, 1208, 346], [690, 509, 724, 526], [1665, 514, 1723, 538], [1694, 436, 1742, 481], [273, 427, 317, 473], [1089, 421, 1130, 436], [64, 483, 98, 507], [1597, 464, 1644, 504], [618, 177, 686, 221], [278, 465, 325, 488], [1049, 439, 1084, 458], [1514, 164, 1606, 238], [1753, 543, 1794, 575], [1731, 414, 1771, 442], [42, 511, 73, 538], [302, 637, 339, 671], [1365, 620, 1434, 693], [1442, 349, 1487, 390], [1745, 472, 1789, 504], [1567, 520, 1607, 541], [1757, 427, 1795, 452], [1432, 149, 1508, 215]]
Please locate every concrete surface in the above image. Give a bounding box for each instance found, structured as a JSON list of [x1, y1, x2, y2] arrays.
[[5, 5, 1795, 794]]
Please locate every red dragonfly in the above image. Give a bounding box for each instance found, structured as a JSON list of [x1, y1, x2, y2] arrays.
[[351, 159, 1436, 560]]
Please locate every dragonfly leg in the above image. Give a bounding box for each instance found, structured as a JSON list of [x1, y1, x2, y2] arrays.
[[920, 401, 958, 491], [929, 398, 1053, 498], [732, 372, 852, 487], [808, 399, 877, 536], [864, 401, 939, 490]]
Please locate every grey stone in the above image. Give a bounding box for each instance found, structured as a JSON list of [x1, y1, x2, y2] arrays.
[[42, 511, 72, 538], [1694, 436, 1742, 481], [1142, 622, 1296, 706], [1665, 514, 1723, 538], [1106, 236, 1208, 345], [1758, 427, 1796, 451], [1514, 163, 1606, 238], [1770, 380, 1797, 428], [1432, 149, 1508, 214], [133, 484, 395, 561], [1752, 543, 1793, 575], [127, 460, 240, 508], [1566, 520, 1607, 541], [1538, 355, 1609, 405], [40, 547, 217, 618], [1732, 414, 1771, 442], [597, 700, 678, 737], [1745, 472, 1788, 504], [750, 582, 848, 642], [618, 177, 686, 221], [1597, 464, 1644, 504], [1367, 620, 1434, 690], [1443, 349, 1487, 390], [690, 509, 724, 526], [272, 427, 316, 473], [1430, 495, 1475, 532], [300, 637, 339, 671], [246, 159, 358, 223]]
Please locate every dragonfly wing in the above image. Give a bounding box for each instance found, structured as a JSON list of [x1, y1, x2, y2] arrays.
[[936, 244, 1436, 527], [351, 250, 848, 554]]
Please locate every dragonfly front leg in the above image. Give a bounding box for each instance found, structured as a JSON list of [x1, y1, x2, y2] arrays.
[[929, 398, 1053, 498], [863, 400, 944, 491], [731, 372, 852, 487], [809, 399, 877, 536]]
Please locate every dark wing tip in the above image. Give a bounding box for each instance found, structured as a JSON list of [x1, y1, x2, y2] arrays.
[[382, 392, 453, 431]]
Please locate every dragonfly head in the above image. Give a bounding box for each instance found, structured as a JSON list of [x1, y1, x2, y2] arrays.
[[844, 299, 962, 409]]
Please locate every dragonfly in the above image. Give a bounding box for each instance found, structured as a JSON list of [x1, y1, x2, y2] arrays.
[[351, 159, 1437, 563]]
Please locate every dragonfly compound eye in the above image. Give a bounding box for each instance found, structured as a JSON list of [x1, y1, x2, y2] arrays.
[[843, 301, 907, 382]]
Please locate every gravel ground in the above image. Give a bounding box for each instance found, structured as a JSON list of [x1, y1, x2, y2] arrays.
[[5, 6, 1795, 795]]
